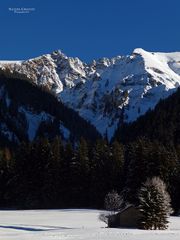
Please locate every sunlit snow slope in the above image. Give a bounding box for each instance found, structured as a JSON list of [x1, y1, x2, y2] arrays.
[[1, 48, 180, 140]]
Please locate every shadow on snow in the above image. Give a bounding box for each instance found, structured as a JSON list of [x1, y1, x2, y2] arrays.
[[0, 225, 73, 232]]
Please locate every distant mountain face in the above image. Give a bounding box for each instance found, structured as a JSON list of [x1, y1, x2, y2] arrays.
[[0, 77, 66, 144], [114, 86, 180, 146], [0, 75, 100, 144], [0, 48, 180, 140]]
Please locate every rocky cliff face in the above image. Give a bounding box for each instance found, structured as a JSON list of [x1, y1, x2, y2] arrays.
[[1, 48, 180, 140]]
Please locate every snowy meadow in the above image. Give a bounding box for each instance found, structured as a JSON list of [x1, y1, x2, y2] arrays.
[[0, 209, 180, 240]]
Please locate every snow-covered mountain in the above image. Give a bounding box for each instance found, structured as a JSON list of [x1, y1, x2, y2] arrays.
[[0, 48, 180, 140], [0, 74, 100, 143], [0, 79, 69, 143]]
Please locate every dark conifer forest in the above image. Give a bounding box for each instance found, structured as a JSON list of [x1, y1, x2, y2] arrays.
[[0, 74, 180, 212]]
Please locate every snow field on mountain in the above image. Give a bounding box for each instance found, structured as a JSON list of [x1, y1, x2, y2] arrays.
[[0, 49, 180, 140]]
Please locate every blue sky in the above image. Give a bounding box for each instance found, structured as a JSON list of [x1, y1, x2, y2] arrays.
[[0, 0, 179, 62]]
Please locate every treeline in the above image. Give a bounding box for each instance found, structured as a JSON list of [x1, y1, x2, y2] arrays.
[[1, 72, 180, 212], [0, 73, 100, 143], [0, 138, 124, 209], [0, 137, 180, 212], [114, 88, 180, 146], [112, 87, 180, 212]]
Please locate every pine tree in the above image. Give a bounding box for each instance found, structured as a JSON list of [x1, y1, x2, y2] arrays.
[[0, 148, 12, 206], [75, 138, 90, 206], [104, 190, 123, 213], [138, 177, 172, 230], [123, 138, 177, 206], [89, 140, 110, 207], [110, 141, 124, 190]]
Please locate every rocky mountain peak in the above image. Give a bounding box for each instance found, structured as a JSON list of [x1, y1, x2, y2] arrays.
[[0, 48, 180, 140]]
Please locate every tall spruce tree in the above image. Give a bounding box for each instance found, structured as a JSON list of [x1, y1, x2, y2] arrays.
[[138, 177, 172, 230], [124, 138, 178, 206]]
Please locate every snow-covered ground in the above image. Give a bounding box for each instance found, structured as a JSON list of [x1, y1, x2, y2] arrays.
[[0, 209, 180, 240]]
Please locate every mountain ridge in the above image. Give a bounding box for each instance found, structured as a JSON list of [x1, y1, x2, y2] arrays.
[[0, 73, 100, 144], [0, 48, 180, 140]]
